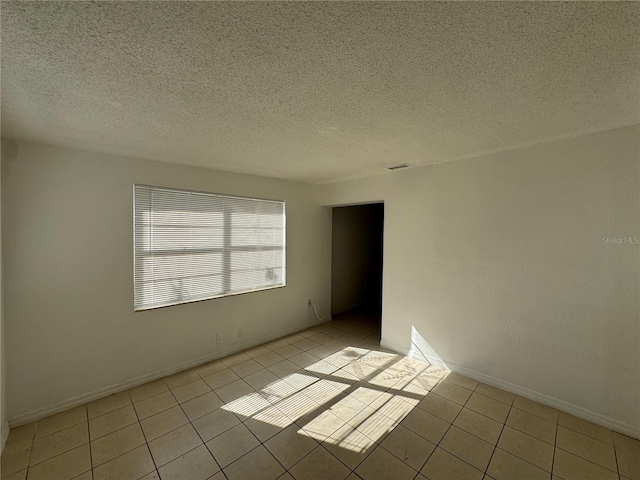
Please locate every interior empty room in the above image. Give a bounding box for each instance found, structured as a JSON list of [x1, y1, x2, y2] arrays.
[[0, 2, 638, 480]]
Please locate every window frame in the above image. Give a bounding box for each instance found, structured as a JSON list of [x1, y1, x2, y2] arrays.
[[133, 184, 286, 311]]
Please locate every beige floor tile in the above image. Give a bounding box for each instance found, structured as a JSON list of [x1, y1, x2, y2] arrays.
[[486, 448, 550, 480], [278, 473, 295, 480], [268, 360, 302, 378], [292, 338, 320, 351], [440, 425, 494, 471], [5, 423, 36, 446], [558, 412, 613, 444], [614, 432, 640, 455], [35, 406, 87, 439], [71, 473, 93, 480], [274, 344, 304, 359], [506, 407, 556, 445], [255, 351, 286, 368], [158, 444, 220, 480], [275, 391, 320, 423], [244, 345, 271, 358], [264, 339, 291, 350], [430, 381, 473, 406], [181, 391, 224, 421], [196, 360, 226, 377], [244, 368, 280, 390], [322, 424, 376, 470], [290, 352, 322, 369], [221, 352, 252, 367], [556, 425, 616, 471], [355, 411, 399, 445], [140, 406, 189, 441], [138, 471, 161, 480], [2, 469, 27, 480], [282, 333, 306, 344], [207, 471, 227, 480], [355, 445, 416, 480], [289, 446, 350, 480], [512, 397, 558, 423], [0, 441, 31, 476], [403, 371, 441, 395], [421, 447, 484, 480], [206, 423, 260, 468], [171, 379, 211, 404], [553, 448, 617, 480], [298, 409, 346, 442], [148, 424, 202, 467], [380, 424, 436, 470], [164, 369, 201, 390], [328, 395, 369, 423], [223, 391, 272, 420], [224, 445, 285, 480], [202, 369, 241, 390], [454, 408, 503, 444], [87, 392, 132, 419], [230, 359, 264, 378], [30, 423, 89, 466], [309, 333, 333, 345], [617, 448, 640, 479], [89, 405, 137, 440], [90, 423, 146, 467], [466, 393, 510, 423], [129, 380, 169, 403], [475, 384, 515, 406], [442, 372, 479, 391], [264, 424, 318, 469], [27, 444, 91, 480], [215, 379, 255, 404], [133, 390, 178, 419], [400, 407, 449, 444], [305, 359, 341, 377], [307, 345, 336, 359], [191, 407, 240, 442], [349, 385, 388, 406], [93, 444, 155, 480], [243, 406, 293, 442], [497, 426, 553, 472]]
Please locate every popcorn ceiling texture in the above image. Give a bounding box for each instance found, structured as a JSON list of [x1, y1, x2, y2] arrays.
[[1, 1, 639, 184]]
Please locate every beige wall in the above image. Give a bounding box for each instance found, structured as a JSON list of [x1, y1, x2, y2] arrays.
[[322, 125, 640, 437], [2, 140, 332, 424]]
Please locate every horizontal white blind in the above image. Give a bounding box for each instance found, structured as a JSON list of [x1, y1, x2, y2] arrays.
[[134, 185, 285, 311]]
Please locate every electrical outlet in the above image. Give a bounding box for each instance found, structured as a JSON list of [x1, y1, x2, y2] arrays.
[[216, 332, 224, 344], [237, 327, 244, 338]]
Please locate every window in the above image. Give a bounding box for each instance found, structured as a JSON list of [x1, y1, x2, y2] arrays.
[[134, 185, 285, 311]]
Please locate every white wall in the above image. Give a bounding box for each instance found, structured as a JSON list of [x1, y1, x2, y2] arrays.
[[322, 125, 640, 437], [2, 140, 332, 424]]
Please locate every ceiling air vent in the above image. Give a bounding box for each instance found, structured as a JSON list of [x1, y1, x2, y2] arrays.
[[387, 163, 412, 171]]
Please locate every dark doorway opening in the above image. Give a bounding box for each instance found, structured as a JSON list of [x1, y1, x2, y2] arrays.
[[331, 203, 384, 336]]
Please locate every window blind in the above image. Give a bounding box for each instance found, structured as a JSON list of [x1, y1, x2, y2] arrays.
[[134, 185, 286, 311]]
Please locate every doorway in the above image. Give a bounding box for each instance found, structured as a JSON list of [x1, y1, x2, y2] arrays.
[[331, 203, 384, 334]]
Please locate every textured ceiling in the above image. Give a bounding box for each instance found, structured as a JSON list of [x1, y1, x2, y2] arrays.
[[2, 2, 639, 184]]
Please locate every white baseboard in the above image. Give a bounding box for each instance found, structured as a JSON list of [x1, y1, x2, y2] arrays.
[[9, 319, 326, 427], [381, 340, 640, 440], [1, 420, 9, 453]]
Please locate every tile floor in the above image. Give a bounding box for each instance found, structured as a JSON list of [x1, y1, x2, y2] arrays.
[[2, 312, 639, 480]]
